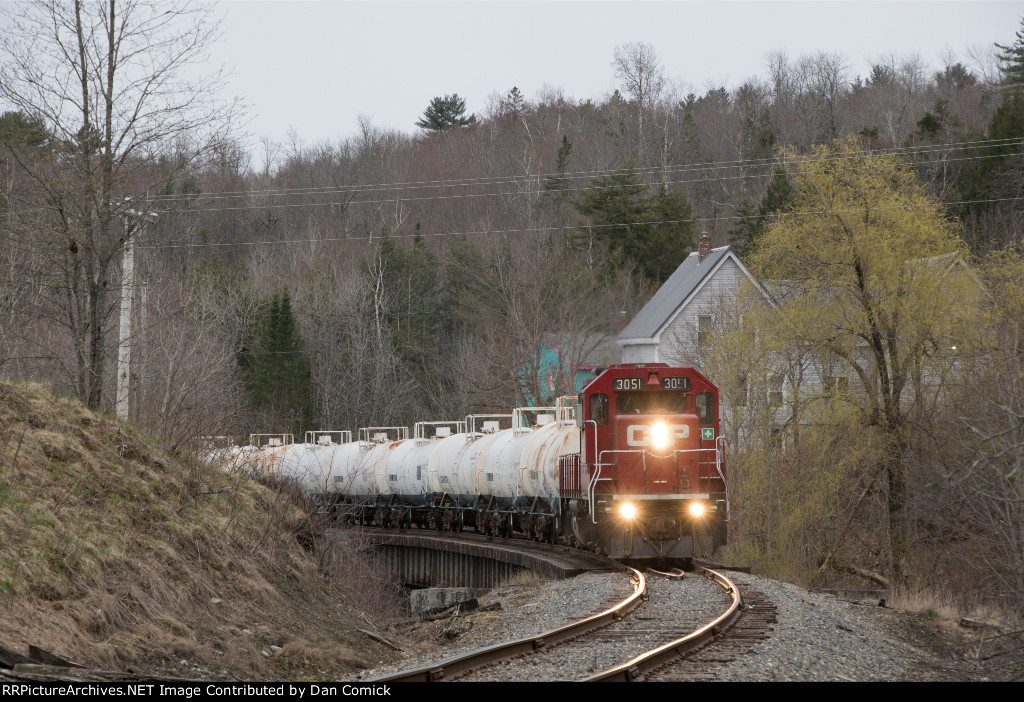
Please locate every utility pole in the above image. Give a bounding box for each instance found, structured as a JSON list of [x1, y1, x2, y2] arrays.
[[116, 200, 157, 422]]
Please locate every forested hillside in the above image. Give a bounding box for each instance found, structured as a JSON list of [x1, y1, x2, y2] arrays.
[[2, 3, 1023, 621]]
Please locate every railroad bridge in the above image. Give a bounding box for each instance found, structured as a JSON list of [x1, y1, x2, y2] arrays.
[[327, 528, 623, 588]]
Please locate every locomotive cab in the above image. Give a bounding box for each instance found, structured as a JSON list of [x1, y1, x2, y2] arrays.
[[567, 364, 728, 561]]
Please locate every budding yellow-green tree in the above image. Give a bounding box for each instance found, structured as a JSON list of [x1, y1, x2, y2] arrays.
[[744, 138, 978, 584]]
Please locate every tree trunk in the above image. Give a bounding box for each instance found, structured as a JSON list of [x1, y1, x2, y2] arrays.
[[884, 427, 909, 585]]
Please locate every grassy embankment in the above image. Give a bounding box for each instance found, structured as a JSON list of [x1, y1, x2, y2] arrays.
[[0, 381, 410, 680]]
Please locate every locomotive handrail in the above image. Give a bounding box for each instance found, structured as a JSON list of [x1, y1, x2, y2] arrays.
[[595, 447, 722, 510], [715, 435, 730, 522], [679, 446, 724, 498], [585, 419, 601, 521]]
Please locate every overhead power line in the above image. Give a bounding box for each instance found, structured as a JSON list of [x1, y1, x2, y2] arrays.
[[3, 137, 1022, 238], [151, 136, 1024, 204], [146, 147, 1024, 216], [140, 195, 1024, 250]]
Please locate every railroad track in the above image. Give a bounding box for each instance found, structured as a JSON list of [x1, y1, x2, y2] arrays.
[[368, 560, 757, 682], [367, 565, 648, 682], [581, 566, 747, 682], [645, 583, 777, 682]]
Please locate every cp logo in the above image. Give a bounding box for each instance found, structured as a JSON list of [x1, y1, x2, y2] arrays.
[[625, 424, 689, 447]]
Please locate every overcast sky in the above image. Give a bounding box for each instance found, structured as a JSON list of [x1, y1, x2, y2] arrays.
[[213, 1, 1020, 151]]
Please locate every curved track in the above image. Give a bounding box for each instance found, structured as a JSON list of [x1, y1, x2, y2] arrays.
[[583, 566, 743, 681], [363, 525, 759, 682], [367, 565, 648, 682]]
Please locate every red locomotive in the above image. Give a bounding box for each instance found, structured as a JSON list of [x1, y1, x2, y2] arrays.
[[560, 363, 728, 560]]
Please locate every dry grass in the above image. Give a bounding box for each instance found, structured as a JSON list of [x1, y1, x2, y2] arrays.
[[495, 569, 547, 589], [890, 586, 1017, 629], [0, 381, 413, 680]]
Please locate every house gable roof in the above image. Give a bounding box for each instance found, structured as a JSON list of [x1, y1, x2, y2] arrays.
[[617, 245, 767, 345]]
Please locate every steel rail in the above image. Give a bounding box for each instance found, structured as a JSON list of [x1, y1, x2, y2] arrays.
[[366, 566, 647, 682], [582, 565, 742, 682]]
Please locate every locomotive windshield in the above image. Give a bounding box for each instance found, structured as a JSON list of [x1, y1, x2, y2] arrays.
[[614, 392, 689, 415]]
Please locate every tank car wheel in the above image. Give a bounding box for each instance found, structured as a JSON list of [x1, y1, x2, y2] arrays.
[[442, 509, 456, 532], [487, 511, 503, 538]]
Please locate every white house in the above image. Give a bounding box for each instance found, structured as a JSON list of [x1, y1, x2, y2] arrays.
[[617, 237, 767, 364]]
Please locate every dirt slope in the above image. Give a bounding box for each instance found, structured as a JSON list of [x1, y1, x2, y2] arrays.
[[0, 381, 406, 680]]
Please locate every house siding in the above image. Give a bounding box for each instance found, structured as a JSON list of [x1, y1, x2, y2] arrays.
[[659, 257, 747, 363], [621, 343, 658, 363]]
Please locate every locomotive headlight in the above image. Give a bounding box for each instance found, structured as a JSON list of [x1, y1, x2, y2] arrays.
[[689, 502, 706, 518], [651, 422, 670, 450], [620, 502, 637, 520]]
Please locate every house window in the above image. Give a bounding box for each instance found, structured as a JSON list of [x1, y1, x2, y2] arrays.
[[768, 374, 784, 406], [697, 315, 713, 348]]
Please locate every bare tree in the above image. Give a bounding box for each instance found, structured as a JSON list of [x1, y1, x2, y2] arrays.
[[612, 41, 666, 157], [0, 0, 240, 409], [796, 51, 851, 144]]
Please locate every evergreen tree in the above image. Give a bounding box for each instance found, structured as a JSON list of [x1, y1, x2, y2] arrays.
[[240, 289, 313, 436], [0, 111, 50, 150], [415, 94, 476, 133], [995, 17, 1024, 87], [544, 135, 574, 201], [728, 166, 794, 260], [572, 161, 694, 283], [506, 86, 529, 117], [955, 89, 1024, 232], [364, 233, 445, 418]]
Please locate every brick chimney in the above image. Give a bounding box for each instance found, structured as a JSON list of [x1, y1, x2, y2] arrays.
[[698, 232, 711, 262], [617, 309, 629, 332]]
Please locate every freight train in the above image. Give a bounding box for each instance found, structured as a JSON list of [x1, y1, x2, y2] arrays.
[[211, 364, 728, 561]]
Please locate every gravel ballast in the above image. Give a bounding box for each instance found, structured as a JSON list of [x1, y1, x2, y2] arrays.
[[356, 568, 1003, 682]]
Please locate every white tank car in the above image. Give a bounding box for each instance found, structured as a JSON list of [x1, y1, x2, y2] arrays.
[[517, 420, 580, 499], [426, 433, 472, 497], [257, 445, 292, 475], [381, 438, 433, 500], [448, 433, 491, 498], [205, 445, 258, 474], [360, 441, 395, 496], [324, 441, 377, 498], [276, 443, 335, 496], [475, 428, 535, 501]]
